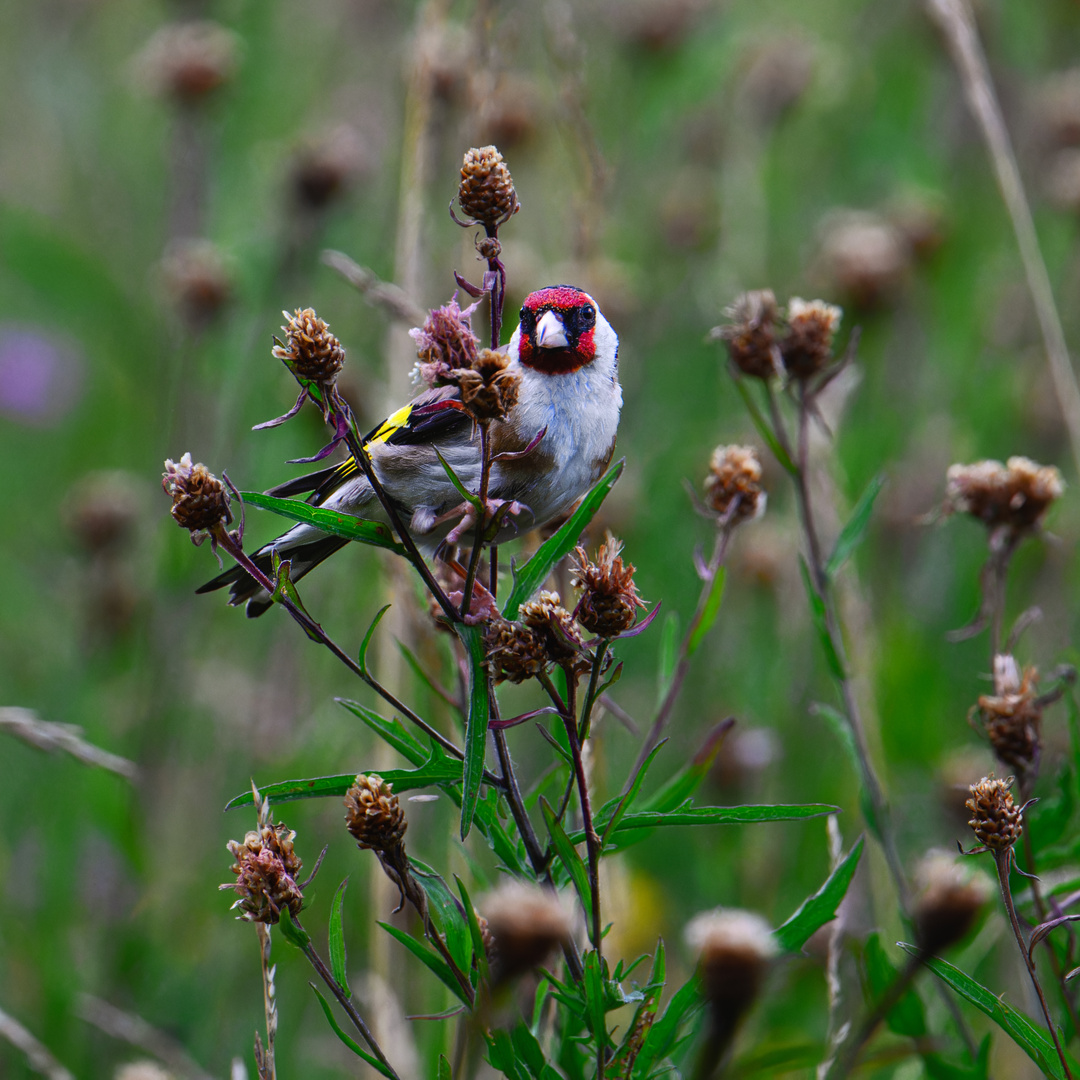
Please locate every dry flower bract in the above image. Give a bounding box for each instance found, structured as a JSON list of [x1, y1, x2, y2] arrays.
[[132, 20, 239, 104], [273, 308, 346, 386], [944, 457, 1064, 534], [483, 615, 548, 683], [344, 774, 407, 854], [520, 590, 584, 663], [409, 296, 482, 387], [162, 453, 231, 539], [704, 445, 766, 524], [780, 297, 842, 380], [715, 290, 782, 380], [221, 822, 304, 924], [456, 348, 522, 422], [481, 882, 574, 984], [571, 536, 647, 637], [913, 851, 990, 956], [974, 655, 1043, 781], [966, 775, 1023, 852], [457, 145, 520, 229]]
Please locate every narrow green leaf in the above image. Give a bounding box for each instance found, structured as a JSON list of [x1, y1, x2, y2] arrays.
[[599, 740, 667, 847], [409, 858, 471, 974], [438, 1056, 452, 1080], [583, 950, 611, 1049], [433, 446, 483, 509], [798, 557, 845, 680], [456, 877, 489, 983], [774, 837, 864, 953], [379, 923, 470, 1004], [356, 605, 392, 678], [472, 788, 529, 876], [277, 907, 310, 949], [541, 798, 594, 935], [268, 552, 322, 640], [240, 491, 407, 554], [397, 639, 456, 710], [634, 973, 703, 1076], [657, 611, 680, 704], [733, 377, 797, 474], [686, 568, 726, 658], [864, 932, 926, 1038], [502, 460, 625, 620], [456, 623, 489, 839], [643, 721, 734, 814], [826, 474, 884, 578], [328, 878, 350, 997], [336, 698, 426, 766], [310, 985, 396, 1077], [511, 1022, 549, 1078], [902, 945, 1079, 1079], [486, 1029, 532, 1080]]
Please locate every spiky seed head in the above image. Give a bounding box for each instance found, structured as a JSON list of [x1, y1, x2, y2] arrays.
[[133, 20, 239, 104], [481, 882, 574, 984], [966, 776, 1023, 851], [780, 297, 842, 379], [221, 821, 304, 923], [570, 537, 647, 637], [344, 774, 407, 853], [685, 908, 778, 1028], [704, 445, 766, 524], [520, 591, 584, 663], [457, 145, 520, 229], [483, 616, 547, 683], [162, 453, 231, 537], [457, 348, 521, 421], [716, 290, 782, 379], [913, 851, 991, 956], [409, 296, 481, 387], [976, 655, 1042, 779], [272, 308, 346, 385], [945, 457, 1064, 534]]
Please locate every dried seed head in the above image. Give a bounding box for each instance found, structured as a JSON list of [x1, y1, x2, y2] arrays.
[[780, 297, 842, 380], [818, 211, 909, 309], [457, 146, 520, 229], [715, 290, 782, 379], [222, 821, 304, 923], [64, 471, 140, 554], [483, 616, 548, 683], [344, 774, 407, 853], [944, 457, 1064, 534], [570, 537, 647, 637], [704, 445, 766, 524], [133, 21, 239, 105], [481, 882, 574, 984], [273, 308, 346, 385], [913, 851, 991, 956], [976, 655, 1042, 779], [457, 348, 522, 421], [409, 296, 481, 387], [162, 453, 231, 538], [290, 125, 369, 211], [520, 591, 584, 662], [685, 908, 778, 1031], [966, 775, 1023, 851], [161, 239, 231, 326]]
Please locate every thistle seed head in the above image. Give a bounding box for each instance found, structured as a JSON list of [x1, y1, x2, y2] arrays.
[[222, 821, 303, 923], [520, 591, 584, 663], [409, 296, 481, 387], [912, 851, 990, 956], [161, 239, 232, 327], [704, 445, 766, 524], [133, 20, 239, 105], [481, 882, 574, 984], [344, 774, 407, 853], [457, 145, 520, 229], [976, 655, 1042, 779], [483, 616, 548, 683], [780, 297, 842, 380], [273, 308, 346, 385], [456, 348, 521, 421], [715, 290, 782, 379], [162, 453, 231, 538], [966, 775, 1023, 851], [944, 457, 1064, 534], [570, 536, 647, 637]]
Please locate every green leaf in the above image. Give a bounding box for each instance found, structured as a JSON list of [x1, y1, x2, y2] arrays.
[[438, 1056, 452, 1080], [864, 932, 925, 1038], [269, 552, 322, 639], [336, 698, 427, 766], [409, 858, 471, 974], [224, 751, 462, 810], [901, 945, 1080, 1079], [686, 568, 726, 657], [774, 837, 864, 953], [502, 460, 625, 620], [811, 703, 881, 840], [356, 605, 392, 678], [277, 907, 310, 949], [542, 798, 594, 936], [472, 788, 529, 876], [379, 922, 470, 1004], [310, 985, 396, 1077], [634, 973, 703, 1077], [456, 623, 490, 840], [732, 377, 797, 475], [434, 446, 483, 510], [328, 878, 351, 997], [798, 557, 845, 680], [642, 722, 734, 814], [239, 491, 407, 554], [826, 474, 884, 578], [657, 611, 680, 704], [456, 876, 489, 982], [487, 1029, 532, 1080], [511, 1022, 550, 1078], [599, 740, 667, 847], [583, 950, 611, 1050]]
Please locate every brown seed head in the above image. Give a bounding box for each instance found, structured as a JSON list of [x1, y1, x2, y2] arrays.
[[685, 908, 778, 1023], [456, 348, 521, 421], [704, 445, 766, 524], [483, 616, 547, 683], [161, 239, 231, 326], [162, 453, 231, 536], [481, 882, 574, 984], [457, 146, 520, 229], [133, 21, 239, 105], [344, 774, 407, 853], [570, 537, 647, 637], [780, 297, 842, 379], [818, 211, 909, 309], [222, 821, 303, 923], [944, 457, 1064, 534], [966, 775, 1023, 851], [290, 125, 369, 211], [409, 296, 481, 387], [976, 655, 1042, 779], [272, 308, 346, 385], [913, 851, 991, 957], [520, 591, 584, 663], [715, 290, 781, 379], [64, 471, 140, 554]]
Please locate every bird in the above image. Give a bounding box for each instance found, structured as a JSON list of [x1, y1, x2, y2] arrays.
[[199, 285, 622, 616]]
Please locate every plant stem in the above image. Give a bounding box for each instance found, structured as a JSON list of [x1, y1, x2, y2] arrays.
[[255, 924, 277, 1080], [994, 850, 1074, 1079], [460, 422, 493, 618]]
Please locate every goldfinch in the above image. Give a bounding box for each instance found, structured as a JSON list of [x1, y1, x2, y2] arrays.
[[200, 285, 621, 615]]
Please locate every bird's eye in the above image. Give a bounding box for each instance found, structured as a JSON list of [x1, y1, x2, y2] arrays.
[[519, 306, 527, 322], [579, 306, 596, 326]]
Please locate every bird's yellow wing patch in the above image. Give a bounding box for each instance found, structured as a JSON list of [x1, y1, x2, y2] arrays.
[[365, 402, 414, 447]]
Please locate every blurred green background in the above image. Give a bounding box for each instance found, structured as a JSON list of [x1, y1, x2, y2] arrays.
[[4, 0, 1080, 1076]]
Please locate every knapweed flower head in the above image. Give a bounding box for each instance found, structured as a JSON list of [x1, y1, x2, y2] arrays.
[[780, 297, 842, 380], [344, 774, 407, 853], [944, 457, 1064, 535], [570, 536, 647, 637], [133, 20, 239, 105], [912, 851, 990, 957], [162, 453, 231, 541], [704, 445, 766, 524], [221, 821, 303, 923], [481, 882, 574, 984], [714, 290, 782, 380], [273, 308, 346, 387], [409, 295, 482, 387], [520, 590, 584, 663], [456, 347, 521, 422], [161, 239, 232, 327], [974, 655, 1043, 781], [483, 615, 547, 683], [457, 145, 520, 230], [966, 775, 1023, 852]]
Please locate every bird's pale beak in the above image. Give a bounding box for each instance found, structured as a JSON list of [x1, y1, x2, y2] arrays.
[[536, 310, 569, 349]]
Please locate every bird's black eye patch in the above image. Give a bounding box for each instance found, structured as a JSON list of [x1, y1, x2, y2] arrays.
[[578, 305, 596, 327]]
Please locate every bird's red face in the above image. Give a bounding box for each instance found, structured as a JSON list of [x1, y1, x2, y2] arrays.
[[515, 286, 600, 375]]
